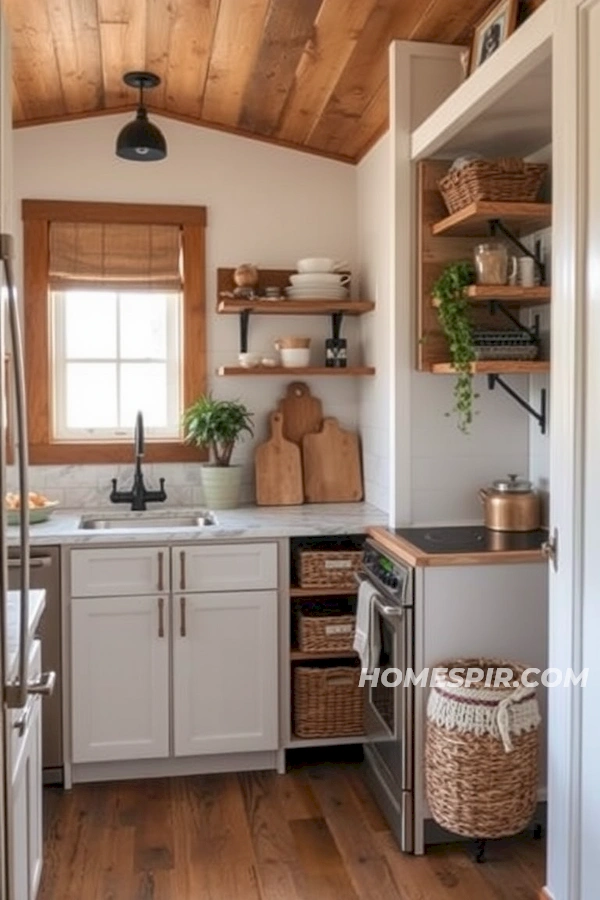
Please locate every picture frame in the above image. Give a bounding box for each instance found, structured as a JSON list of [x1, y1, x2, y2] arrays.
[[469, 0, 519, 74]]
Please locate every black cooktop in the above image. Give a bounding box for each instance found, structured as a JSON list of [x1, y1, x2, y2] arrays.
[[391, 525, 547, 555]]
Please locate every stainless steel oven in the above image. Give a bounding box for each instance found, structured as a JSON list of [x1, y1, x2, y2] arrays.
[[359, 539, 414, 851]]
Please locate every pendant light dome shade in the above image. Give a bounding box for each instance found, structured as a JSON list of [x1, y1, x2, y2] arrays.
[[116, 72, 167, 161]]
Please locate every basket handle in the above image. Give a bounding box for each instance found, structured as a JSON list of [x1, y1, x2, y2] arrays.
[[325, 672, 355, 686]]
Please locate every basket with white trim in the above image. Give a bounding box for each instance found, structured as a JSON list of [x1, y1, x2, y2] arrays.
[[425, 658, 541, 839]]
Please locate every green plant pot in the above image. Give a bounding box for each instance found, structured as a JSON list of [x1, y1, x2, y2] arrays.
[[200, 465, 243, 510]]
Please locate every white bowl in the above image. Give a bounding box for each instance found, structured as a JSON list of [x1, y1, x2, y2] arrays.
[[238, 352, 261, 368], [296, 257, 347, 273], [279, 347, 311, 368], [290, 272, 349, 286]]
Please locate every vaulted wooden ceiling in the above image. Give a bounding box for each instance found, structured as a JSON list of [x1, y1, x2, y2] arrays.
[[3, 0, 497, 163]]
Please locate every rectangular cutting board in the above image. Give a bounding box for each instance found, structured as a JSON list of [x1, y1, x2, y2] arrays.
[[302, 417, 363, 503]]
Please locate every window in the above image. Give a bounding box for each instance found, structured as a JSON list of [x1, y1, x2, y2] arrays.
[[22, 200, 207, 464], [51, 289, 182, 441]]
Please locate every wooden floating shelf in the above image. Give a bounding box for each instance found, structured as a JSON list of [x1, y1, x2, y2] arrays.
[[464, 285, 551, 305], [290, 587, 358, 598], [287, 735, 364, 749], [218, 298, 374, 316], [290, 649, 359, 662], [431, 201, 552, 237], [217, 366, 375, 377], [431, 360, 550, 375]]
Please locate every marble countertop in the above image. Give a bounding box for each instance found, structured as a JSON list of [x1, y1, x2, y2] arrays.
[[5, 502, 388, 546], [5, 589, 46, 681]]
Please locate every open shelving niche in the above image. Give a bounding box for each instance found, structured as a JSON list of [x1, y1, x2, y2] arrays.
[[285, 536, 365, 751], [417, 160, 551, 433], [216, 268, 375, 378]]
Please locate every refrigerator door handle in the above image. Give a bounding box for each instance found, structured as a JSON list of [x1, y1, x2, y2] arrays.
[[2, 233, 31, 709]]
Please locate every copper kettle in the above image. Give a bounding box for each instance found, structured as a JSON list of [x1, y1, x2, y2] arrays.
[[479, 474, 541, 532]]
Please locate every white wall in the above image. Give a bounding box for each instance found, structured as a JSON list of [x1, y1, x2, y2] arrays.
[[357, 132, 392, 513], [11, 114, 360, 506]]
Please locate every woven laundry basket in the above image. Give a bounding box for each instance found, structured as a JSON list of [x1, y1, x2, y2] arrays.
[[425, 659, 541, 839]]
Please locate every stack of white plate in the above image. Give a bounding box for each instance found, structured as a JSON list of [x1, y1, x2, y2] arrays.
[[285, 272, 349, 301]]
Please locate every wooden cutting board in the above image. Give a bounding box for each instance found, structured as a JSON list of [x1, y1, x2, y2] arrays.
[[302, 417, 363, 503], [255, 411, 304, 506], [277, 382, 323, 445]]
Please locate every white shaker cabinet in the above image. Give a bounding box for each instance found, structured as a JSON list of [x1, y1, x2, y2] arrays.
[[173, 591, 278, 756], [172, 542, 278, 593], [71, 546, 169, 598], [71, 595, 170, 763]]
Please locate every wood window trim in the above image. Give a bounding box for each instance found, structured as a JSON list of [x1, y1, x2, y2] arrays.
[[22, 199, 208, 465]]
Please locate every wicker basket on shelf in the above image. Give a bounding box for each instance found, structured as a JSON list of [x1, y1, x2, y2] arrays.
[[298, 549, 363, 589], [438, 158, 548, 215], [425, 658, 541, 840], [298, 604, 356, 653], [293, 666, 364, 738]]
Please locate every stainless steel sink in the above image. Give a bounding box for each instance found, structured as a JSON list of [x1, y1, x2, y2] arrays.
[[79, 513, 216, 530]]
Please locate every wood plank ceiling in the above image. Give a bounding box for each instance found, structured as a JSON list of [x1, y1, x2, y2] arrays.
[[3, 0, 498, 163]]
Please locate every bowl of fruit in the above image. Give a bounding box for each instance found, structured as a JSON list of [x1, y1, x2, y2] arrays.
[[5, 492, 59, 525]]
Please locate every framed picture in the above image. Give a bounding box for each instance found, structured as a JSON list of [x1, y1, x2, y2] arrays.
[[469, 0, 519, 73]]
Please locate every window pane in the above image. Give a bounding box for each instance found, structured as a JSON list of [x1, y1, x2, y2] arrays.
[[64, 291, 117, 358], [120, 363, 168, 428], [66, 363, 117, 428], [119, 292, 170, 359]]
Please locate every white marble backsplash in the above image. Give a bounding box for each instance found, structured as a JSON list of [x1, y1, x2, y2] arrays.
[[6, 463, 256, 509]]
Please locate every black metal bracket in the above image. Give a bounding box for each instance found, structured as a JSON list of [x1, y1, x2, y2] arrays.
[[487, 374, 547, 434], [239, 309, 251, 353], [490, 300, 540, 342], [488, 218, 545, 284]]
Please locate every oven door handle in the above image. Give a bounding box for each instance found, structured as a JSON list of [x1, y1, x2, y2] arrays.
[[355, 573, 404, 618]]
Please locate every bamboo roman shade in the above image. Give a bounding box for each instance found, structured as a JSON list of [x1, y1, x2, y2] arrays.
[[48, 222, 182, 291]]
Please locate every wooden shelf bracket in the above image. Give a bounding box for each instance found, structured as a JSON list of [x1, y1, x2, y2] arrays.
[[489, 219, 546, 283], [487, 373, 547, 434]]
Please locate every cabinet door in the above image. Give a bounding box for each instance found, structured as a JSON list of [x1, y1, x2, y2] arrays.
[[173, 591, 278, 756], [71, 546, 169, 598], [172, 542, 278, 593], [71, 595, 170, 762]]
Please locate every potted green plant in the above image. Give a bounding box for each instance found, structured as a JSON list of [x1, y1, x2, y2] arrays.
[[432, 261, 477, 434], [183, 395, 254, 509]]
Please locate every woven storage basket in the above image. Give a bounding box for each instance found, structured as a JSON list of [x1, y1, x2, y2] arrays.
[[298, 550, 363, 589], [438, 158, 548, 215], [425, 658, 541, 839], [298, 607, 356, 653], [293, 665, 364, 738]]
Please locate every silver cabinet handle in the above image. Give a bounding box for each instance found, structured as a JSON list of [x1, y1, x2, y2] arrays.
[[158, 597, 165, 638], [27, 671, 56, 697], [8, 555, 52, 569], [180, 597, 187, 637], [13, 705, 31, 738], [179, 551, 186, 590], [158, 551, 165, 592], [2, 233, 31, 710]]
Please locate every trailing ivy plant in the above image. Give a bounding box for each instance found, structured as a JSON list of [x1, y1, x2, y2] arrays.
[[432, 261, 477, 434]]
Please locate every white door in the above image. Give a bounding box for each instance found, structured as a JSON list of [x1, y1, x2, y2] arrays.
[[173, 591, 278, 756], [172, 543, 278, 593], [71, 595, 170, 762], [8, 696, 41, 900], [27, 698, 42, 899], [550, 2, 597, 899]]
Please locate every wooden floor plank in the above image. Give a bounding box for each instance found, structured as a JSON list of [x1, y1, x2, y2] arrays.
[[38, 769, 545, 900]]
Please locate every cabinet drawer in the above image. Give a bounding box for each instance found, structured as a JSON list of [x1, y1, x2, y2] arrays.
[[9, 639, 41, 778], [172, 542, 278, 593], [71, 546, 169, 597]]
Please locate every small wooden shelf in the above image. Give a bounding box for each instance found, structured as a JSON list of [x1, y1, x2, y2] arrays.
[[431, 360, 550, 375], [290, 587, 358, 598], [431, 201, 552, 237], [217, 366, 375, 377], [465, 285, 551, 305], [290, 649, 358, 662], [287, 735, 364, 749], [218, 298, 374, 316]]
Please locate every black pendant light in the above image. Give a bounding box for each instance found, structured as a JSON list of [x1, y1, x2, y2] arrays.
[[116, 72, 167, 161]]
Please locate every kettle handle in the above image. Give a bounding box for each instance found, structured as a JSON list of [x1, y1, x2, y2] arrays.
[[479, 488, 489, 503]]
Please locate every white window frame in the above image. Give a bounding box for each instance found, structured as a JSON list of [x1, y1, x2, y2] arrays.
[[51, 289, 183, 442]]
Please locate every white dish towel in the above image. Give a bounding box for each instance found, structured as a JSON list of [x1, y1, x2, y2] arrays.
[[353, 578, 380, 671]]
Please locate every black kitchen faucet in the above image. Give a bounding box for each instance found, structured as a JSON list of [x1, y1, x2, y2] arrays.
[[110, 411, 167, 511]]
